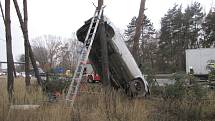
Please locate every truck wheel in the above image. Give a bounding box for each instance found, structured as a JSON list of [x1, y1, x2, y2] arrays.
[[129, 79, 146, 97], [87, 75, 94, 83]]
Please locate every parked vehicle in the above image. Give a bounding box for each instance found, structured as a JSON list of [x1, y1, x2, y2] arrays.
[[186, 48, 215, 79], [83, 62, 101, 83]]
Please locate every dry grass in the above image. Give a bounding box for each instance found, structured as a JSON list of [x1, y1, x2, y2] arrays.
[[0, 77, 152, 121], [2, 76, 215, 121]]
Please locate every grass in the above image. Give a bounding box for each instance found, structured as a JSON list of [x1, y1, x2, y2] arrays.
[[1, 76, 215, 121], [0, 77, 152, 121]]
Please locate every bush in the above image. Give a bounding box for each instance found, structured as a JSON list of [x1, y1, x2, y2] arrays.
[[161, 72, 206, 100], [162, 72, 187, 101], [150, 72, 212, 121]]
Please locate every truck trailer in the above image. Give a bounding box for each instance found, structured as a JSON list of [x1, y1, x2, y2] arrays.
[[186, 48, 215, 79]]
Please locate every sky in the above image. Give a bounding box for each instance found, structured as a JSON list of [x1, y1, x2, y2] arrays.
[[0, 0, 214, 67]]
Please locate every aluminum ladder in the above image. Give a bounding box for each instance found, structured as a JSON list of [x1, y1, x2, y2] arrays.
[[66, 7, 104, 107]]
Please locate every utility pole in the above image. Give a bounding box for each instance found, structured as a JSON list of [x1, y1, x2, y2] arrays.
[[13, 0, 42, 85], [23, 0, 30, 86], [5, 0, 15, 102], [132, 0, 146, 63]]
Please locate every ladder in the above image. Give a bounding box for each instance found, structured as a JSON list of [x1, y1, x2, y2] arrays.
[[66, 7, 104, 107]]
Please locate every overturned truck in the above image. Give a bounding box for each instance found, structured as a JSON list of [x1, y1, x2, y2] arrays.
[[77, 17, 149, 97]]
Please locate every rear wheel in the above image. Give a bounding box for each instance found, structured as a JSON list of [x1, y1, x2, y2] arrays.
[[87, 75, 94, 83], [129, 79, 146, 97]]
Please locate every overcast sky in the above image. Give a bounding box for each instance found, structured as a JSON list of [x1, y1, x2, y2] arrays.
[[0, 0, 214, 65]]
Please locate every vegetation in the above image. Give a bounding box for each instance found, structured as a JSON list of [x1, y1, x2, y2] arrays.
[[0, 77, 152, 121], [1, 1, 215, 121], [125, 2, 215, 73], [1, 75, 215, 121]]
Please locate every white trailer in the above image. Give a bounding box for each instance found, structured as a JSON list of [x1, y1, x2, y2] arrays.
[[186, 48, 215, 76]]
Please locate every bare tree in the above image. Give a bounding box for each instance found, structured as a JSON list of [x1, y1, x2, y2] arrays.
[[45, 36, 62, 68], [67, 36, 83, 72], [23, 0, 30, 86], [32, 46, 49, 71], [5, 0, 15, 101], [132, 0, 146, 62], [32, 35, 62, 70], [32, 35, 83, 72], [13, 0, 42, 85], [1, 0, 17, 77]]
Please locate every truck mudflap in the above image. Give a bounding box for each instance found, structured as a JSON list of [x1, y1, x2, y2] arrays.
[[76, 16, 149, 97]]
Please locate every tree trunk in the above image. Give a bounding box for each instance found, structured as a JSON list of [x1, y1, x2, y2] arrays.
[[13, 0, 42, 85], [23, 0, 30, 86], [97, 0, 103, 10], [5, 0, 15, 102], [132, 0, 146, 63], [0, 1, 5, 22], [100, 21, 110, 87], [1, 1, 17, 78]]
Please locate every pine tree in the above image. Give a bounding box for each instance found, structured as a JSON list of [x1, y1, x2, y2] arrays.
[[183, 2, 204, 49], [202, 8, 215, 47], [139, 15, 156, 68], [159, 2, 205, 72], [125, 15, 157, 70], [159, 4, 184, 72], [124, 17, 137, 50]]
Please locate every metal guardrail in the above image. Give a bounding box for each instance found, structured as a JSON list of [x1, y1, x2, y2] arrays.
[[0, 61, 25, 64]]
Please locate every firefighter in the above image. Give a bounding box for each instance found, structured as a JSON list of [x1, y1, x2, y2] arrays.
[[208, 63, 215, 82], [189, 66, 194, 85]]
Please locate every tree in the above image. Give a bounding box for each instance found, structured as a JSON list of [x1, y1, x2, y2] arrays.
[[132, 0, 146, 62], [66, 36, 83, 72], [202, 8, 215, 47], [139, 15, 156, 65], [16, 54, 25, 72], [158, 2, 205, 73], [125, 15, 157, 68], [32, 35, 63, 71], [5, 0, 15, 101], [13, 0, 42, 85], [23, 0, 30, 86], [98, 0, 103, 10], [32, 46, 49, 71], [124, 17, 137, 50], [46, 36, 62, 68], [159, 4, 184, 72], [183, 2, 204, 49], [32, 34, 84, 73], [1, 0, 17, 77], [0, 1, 5, 22]]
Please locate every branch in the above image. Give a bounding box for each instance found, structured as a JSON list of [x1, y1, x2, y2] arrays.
[[0, 0, 5, 24]]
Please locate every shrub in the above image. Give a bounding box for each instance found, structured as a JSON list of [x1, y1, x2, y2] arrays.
[[162, 72, 187, 101]]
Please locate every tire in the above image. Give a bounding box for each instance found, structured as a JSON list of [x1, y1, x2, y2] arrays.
[[129, 78, 146, 97], [87, 75, 94, 83]]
